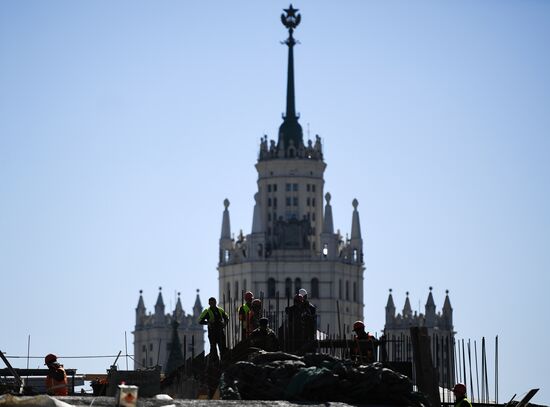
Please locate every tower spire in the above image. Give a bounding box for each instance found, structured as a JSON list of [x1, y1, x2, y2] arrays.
[[278, 4, 303, 152]]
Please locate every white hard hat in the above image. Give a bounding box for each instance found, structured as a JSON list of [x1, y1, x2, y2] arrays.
[[298, 288, 307, 297]]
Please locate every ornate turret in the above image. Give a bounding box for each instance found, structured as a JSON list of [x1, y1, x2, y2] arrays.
[[174, 292, 184, 321], [193, 289, 202, 318], [135, 289, 146, 327], [442, 289, 453, 328], [219, 199, 233, 264], [278, 5, 304, 155], [385, 288, 396, 324], [425, 286, 436, 327], [350, 199, 363, 263], [320, 193, 337, 259], [403, 291, 412, 318], [154, 286, 165, 326]]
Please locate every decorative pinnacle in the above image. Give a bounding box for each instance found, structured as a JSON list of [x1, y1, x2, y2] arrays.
[[429, 286, 433, 291], [352, 198, 358, 209], [139, 289, 143, 294], [281, 5, 301, 32], [224, 198, 230, 209], [159, 286, 162, 291], [406, 291, 409, 296], [389, 288, 392, 293], [325, 192, 331, 204]]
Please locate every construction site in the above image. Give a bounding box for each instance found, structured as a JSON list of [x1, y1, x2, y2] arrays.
[[1, 2, 547, 407]]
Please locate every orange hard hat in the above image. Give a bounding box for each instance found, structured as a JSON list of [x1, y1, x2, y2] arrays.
[[244, 291, 254, 302], [44, 353, 57, 365], [353, 321, 365, 331], [453, 383, 467, 395]]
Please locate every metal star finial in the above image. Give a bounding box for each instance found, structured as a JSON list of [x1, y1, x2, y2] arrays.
[[281, 4, 301, 31]]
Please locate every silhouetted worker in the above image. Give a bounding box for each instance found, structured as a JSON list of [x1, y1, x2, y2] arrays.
[[452, 383, 472, 407], [351, 321, 377, 363], [249, 317, 280, 352], [247, 298, 263, 335], [44, 354, 68, 396], [285, 294, 305, 352], [199, 297, 229, 360], [238, 291, 254, 340], [298, 288, 317, 340]]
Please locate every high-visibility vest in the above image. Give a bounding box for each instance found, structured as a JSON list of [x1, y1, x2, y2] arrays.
[[199, 306, 228, 324], [239, 303, 251, 320], [45, 367, 68, 396]]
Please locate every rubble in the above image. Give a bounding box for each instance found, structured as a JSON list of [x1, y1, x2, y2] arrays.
[[220, 351, 429, 406]]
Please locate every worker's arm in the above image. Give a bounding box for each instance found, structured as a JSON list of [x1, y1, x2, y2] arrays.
[[198, 309, 209, 325]]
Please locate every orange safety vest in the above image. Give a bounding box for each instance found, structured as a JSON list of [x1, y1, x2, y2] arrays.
[[45, 367, 68, 396]]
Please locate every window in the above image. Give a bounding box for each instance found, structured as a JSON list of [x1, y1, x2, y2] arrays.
[[293, 197, 298, 206], [142, 345, 146, 352], [149, 343, 153, 351], [294, 278, 302, 294], [273, 198, 277, 208], [286, 197, 291, 206], [286, 183, 291, 191], [312, 198, 316, 207], [346, 281, 350, 300], [353, 249, 358, 262], [285, 278, 292, 299], [307, 197, 310, 206], [224, 249, 230, 262], [267, 278, 276, 298], [268, 184, 272, 193], [312, 185, 316, 192], [273, 212, 277, 221], [268, 213, 271, 221], [273, 184, 277, 192], [311, 278, 319, 299], [293, 183, 298, 191], [312, 212, 316, 221], [353, 282, 357, 302], [307, 184, 311, 192], [268, 198, 272, 207]]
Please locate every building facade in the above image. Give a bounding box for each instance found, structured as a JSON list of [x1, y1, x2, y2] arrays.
[[217, 6, 365, 342], [133, 288, 204, 372], [384, 288, 455, 384]]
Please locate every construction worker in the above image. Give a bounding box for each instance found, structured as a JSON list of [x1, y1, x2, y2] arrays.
[[44, 353, 68, 396], [285, 294, 305, 352], [298, 288, 317, 341], [238, 291, 254, 340], [452, 383, 472, 407], [198, 297, 229, 360], [249, 317, 279, 352], [247, 298, 263, 336], [351, 321, 377, 364]]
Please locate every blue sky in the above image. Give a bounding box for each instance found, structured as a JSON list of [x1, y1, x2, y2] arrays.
[[1, 1, 549, 403]]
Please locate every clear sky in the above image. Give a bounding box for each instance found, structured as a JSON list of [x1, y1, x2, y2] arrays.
[[1, 1, 549, 403]]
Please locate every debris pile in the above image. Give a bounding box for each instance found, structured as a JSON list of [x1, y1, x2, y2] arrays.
[[220, 351, 429, 406]]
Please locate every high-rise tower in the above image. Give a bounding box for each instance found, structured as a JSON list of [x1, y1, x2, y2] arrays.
[[218, 5, 365, 339]]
